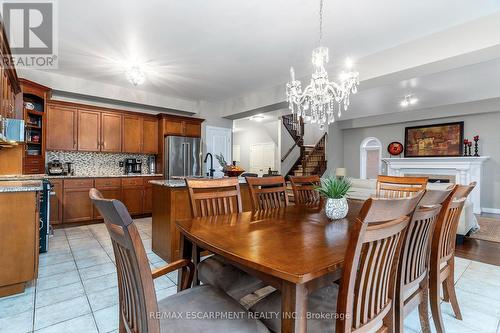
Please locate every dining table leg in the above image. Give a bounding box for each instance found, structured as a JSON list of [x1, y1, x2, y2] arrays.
[[178, 233, 193, 292], [281, 281, 308, 333]]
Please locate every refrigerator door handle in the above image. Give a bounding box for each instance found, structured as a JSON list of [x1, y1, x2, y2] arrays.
[[186, 142, 191, 177]]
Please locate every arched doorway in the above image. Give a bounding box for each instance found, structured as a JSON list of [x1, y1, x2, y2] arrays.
[[360, 137, 382, 179]]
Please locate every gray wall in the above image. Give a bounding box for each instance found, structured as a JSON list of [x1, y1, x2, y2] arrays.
[[342, 111, 500, 210]]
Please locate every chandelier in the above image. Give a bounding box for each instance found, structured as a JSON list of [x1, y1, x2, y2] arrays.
[[286, 0, 359, 129]]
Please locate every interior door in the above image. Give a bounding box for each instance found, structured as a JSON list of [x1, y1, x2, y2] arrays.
[[205, 126, 232, 177], [250, 143, 275, 176]]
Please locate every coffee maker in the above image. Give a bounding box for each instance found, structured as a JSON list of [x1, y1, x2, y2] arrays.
[[124, 158, 142, 174]]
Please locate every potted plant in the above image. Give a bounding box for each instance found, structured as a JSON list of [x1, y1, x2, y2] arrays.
[[316, 176, 352, 220]]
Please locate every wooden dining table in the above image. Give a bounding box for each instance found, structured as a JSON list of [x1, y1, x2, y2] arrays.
[[175, 199, 365, 333]]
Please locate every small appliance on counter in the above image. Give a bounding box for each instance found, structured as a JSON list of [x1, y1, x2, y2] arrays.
[[124, 158, 143, 174], [47, 160, 65, 175], [65, 162, 74, 176], [147, 156, 156, 174]]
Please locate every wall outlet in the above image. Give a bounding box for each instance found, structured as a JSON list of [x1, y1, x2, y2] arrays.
[[119, 161, 124, 167]]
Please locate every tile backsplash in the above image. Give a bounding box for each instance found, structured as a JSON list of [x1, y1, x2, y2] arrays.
[[46, 151, 155, 176]]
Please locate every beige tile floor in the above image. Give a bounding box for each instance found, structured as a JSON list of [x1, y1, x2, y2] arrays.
[[1, 217, 500, 333]]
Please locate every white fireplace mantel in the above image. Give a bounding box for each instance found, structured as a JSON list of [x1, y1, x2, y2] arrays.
[[382, 156, 490, 214]]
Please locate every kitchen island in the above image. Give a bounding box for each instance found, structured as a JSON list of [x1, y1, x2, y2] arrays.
[[0, 180, 43, 296], [150, 178, 253, 261]]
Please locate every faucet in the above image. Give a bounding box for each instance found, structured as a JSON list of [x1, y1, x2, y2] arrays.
[[204, 153, 215, 178]]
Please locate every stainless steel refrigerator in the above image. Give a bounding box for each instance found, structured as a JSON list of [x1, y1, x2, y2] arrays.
[[164, 136, 202, 179]]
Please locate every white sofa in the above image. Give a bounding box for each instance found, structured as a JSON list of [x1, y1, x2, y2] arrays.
[[348, 179, 478, 237]]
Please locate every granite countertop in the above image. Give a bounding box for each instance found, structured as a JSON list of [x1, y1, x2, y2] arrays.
[[0, 180, 43, 193], [0, 174, 163, 181], [150, 177, 247, 188]]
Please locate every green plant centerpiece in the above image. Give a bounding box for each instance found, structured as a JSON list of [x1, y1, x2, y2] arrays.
[[316, 176, 352, 220]]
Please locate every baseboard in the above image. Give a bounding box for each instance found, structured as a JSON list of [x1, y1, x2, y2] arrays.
[[482, 207, 500, 214]]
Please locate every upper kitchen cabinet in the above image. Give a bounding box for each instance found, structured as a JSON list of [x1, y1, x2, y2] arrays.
[[161, 115, 203, 138], [101, 112, 122, 152], [47, 104, 78, 151], [142, 117, 158, 154], [77, 109, 101, 151], [122, 115, 142, 153]]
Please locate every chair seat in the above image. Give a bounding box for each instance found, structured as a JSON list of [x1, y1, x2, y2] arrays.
[[159, 285, 270, 333], [198, 255, 267, 300], [250, 284, 339, 333]]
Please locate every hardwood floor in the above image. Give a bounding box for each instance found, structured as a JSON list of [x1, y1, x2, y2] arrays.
[[456, 238, 500, 266]]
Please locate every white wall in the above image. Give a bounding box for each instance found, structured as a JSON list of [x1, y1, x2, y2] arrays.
[[233, 120, 280, 172], [342, 112, 500, 210]]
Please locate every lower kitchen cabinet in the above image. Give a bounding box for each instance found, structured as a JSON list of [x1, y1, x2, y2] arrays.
[[49, 180, 63, 225], [93, 187, 121, 219], [63, 187, 94, 223], [121, 186, 144, 215], [55, 176, 157, 225]]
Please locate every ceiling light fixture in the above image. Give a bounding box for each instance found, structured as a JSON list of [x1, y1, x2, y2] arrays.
[[125, 65, 146, 86], [400, 94, 418, 107], [286, 0, 359, 129], [250, 115, 265, 122]]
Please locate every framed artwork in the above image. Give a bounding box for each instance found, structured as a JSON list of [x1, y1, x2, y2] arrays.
[[404, 122, 464, 157]]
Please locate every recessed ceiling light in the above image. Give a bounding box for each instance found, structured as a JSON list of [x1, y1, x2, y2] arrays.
[[401, 94, 418, 107], [250, 115, 265, 121], [126, 65, 146, 86]]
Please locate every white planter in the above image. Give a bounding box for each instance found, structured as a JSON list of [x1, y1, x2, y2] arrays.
[[325, 197, 349, 220]]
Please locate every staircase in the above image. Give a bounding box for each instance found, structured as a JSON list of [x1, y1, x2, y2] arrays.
[[281, 115, 327, 178]]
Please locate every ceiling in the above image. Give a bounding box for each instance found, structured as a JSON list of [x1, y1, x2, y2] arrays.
[[44, 0, 500, 103]]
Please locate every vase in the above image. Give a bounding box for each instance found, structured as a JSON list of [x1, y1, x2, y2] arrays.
[[325, 197, 349, 220]]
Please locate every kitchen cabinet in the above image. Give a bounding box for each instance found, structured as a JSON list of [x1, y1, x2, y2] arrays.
[[123, 115, 142, 153], [184, 121, 202, 137], [0, 191, 39, 297], [101, 112, 122, 152], [63, 179, 94, 223], [47, 105, 77, 151], [49, 179, 63, 225], [143, 176, 162, 213], [122, 177, 144, 215], [94, 178, 122, 219], [161, 115, 203, 138], [142, 117, 158, 154], [77, 109, 101, 151]]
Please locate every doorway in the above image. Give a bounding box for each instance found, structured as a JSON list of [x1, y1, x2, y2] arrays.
[[249, 142, 275, 176], [205, 126, 232, 177]]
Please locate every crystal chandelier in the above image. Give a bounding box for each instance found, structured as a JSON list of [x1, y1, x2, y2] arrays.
[[286, 0, 359, 129]]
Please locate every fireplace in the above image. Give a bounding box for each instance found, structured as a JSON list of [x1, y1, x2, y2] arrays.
[[382, 156, 489, 214]]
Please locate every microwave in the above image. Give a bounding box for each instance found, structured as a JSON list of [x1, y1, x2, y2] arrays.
[[3, 118, 25, 142]]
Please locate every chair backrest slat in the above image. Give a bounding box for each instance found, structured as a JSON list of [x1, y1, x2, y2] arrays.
[[246, 176, 289, 211], [186, 178, 242, 217], [289, 175, 321, 206], [433, 182, 476, 263], [336, 192, 423, 333], [399, 188, 453, 288], [376, 175, 428, 198], [89, 188, 160, 333]]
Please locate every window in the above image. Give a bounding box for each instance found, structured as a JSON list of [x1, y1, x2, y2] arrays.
[[360, 137, 382, 179]]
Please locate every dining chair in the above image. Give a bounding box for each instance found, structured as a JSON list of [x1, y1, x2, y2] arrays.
[[185, 178, 267, 301], [394, 188, 454, 333], [376, 175, 428, 198], [246, 176, 289, 211], [89, 188, 269, 333], [429, 182, 476, 333], [289, 175, 321, 206], [250, 193, 423, 333]]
